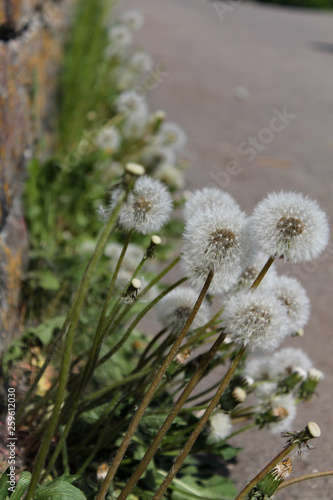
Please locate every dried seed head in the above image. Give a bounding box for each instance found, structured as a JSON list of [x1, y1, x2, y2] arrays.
[[184, 187, 240, 221], [251, 191, 329, 263], [182, 204, 247, 294], [156, 287, 210, 333], [110, 176, 172, 234], [222, 289, 289, 351]]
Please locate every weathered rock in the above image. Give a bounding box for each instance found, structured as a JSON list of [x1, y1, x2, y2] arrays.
[[0, 0, 75, 352]]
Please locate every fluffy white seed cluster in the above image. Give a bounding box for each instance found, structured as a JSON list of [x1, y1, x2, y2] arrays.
[[251, 191, 329, 263], [110, 176, 173, 234], [182, 204, 247, 294], [267, 394, 297, 434], [154, 121, 187, 153], [156, 287, 210, 332], [184, 187, 240, 221], [235, 251, 278, 291], [222, 289, 289, 351], [269, 276, 310, 335], [244, 356, 274, 381], [107, 25, 133, 52], [120, 9, 145, 31], [129, 51, 154, 73], [269, 347, 313, 378], [95, 126, 121, 153], [209, 411, 233, 441]]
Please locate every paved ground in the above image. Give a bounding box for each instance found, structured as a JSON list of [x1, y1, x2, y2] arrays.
[[122, 1, 333, 498]]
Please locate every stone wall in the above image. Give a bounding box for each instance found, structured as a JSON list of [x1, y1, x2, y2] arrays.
[[0, 0, 75, 352]]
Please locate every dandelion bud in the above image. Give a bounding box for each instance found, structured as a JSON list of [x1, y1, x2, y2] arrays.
[[156, 287, 210, 333], [182, 204, 248, 294], [251, 191, 329, 263], [220, 386, 246, 411], [149, 110, 166, 133], [125, 162, 145, 177], [110, 175, 173, 234], [299, 368, 323, 400], [222, 289, 289, 351], [248, 458, 293, 498], [145, 235, 161, 259], [122, 278, 141, 303]]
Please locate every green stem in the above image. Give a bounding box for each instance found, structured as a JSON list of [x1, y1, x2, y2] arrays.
[[234, 422, 321, 500], [118, 329, 228, 499], [250, 255, 275, 291], [96, 277, 188, 369], [152, 345, 246, 500], [95, 270, 214, 500], [24, 189, 128, 500], [277, 470, 333, 491]]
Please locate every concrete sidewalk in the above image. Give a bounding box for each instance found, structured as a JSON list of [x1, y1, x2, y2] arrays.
[[122, 1, 333, 498]]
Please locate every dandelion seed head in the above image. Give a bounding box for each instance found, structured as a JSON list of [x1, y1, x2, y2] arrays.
[[236, 251, 278, 291], [269, 276, 310, 335], [251, 191, 329, 263], [155, 164, 185, 190], [156, 287, 210, 332], [209, 412, 233, 441], [120, 9, 145, 31], [184, 187, 240, 221], [268, 394, 297, 434], [107, 25, 133, 48], [254, 382, 278, 400], [95, 126, 120, 153], [222, 289, 289, 351], [129, 51, 154, 73], [244, 356, 273, 381], [270, 347, 313, 379], [110, 176, 172, 234], [154, 121, 187, 152], [182, 205, 247, 294]]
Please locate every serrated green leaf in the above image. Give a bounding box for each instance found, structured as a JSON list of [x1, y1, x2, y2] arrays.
[[10, 471, 32, 499]]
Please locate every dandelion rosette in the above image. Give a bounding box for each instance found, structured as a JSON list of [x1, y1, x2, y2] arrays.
[[184, 187, 241, 221], [251, 191, 329, 263], [182, 204, 247, 294], [156, 287, 210, 333], [222, 289, 289, 351], [110, 175, 173, 234]]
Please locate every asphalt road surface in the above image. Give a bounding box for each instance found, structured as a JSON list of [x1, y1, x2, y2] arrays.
[[122, 1, 333, 498]]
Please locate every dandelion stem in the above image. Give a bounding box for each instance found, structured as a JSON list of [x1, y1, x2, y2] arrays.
[[152, 344, 246, 500], [250, 255, 275, 291], [277, 470, 333, 491], [118, 328, 228, 499], [24, 189, 128, 500], [95, 270, 214, 500], [234, 423, 320, 500], [96, 277, 188, 368]]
